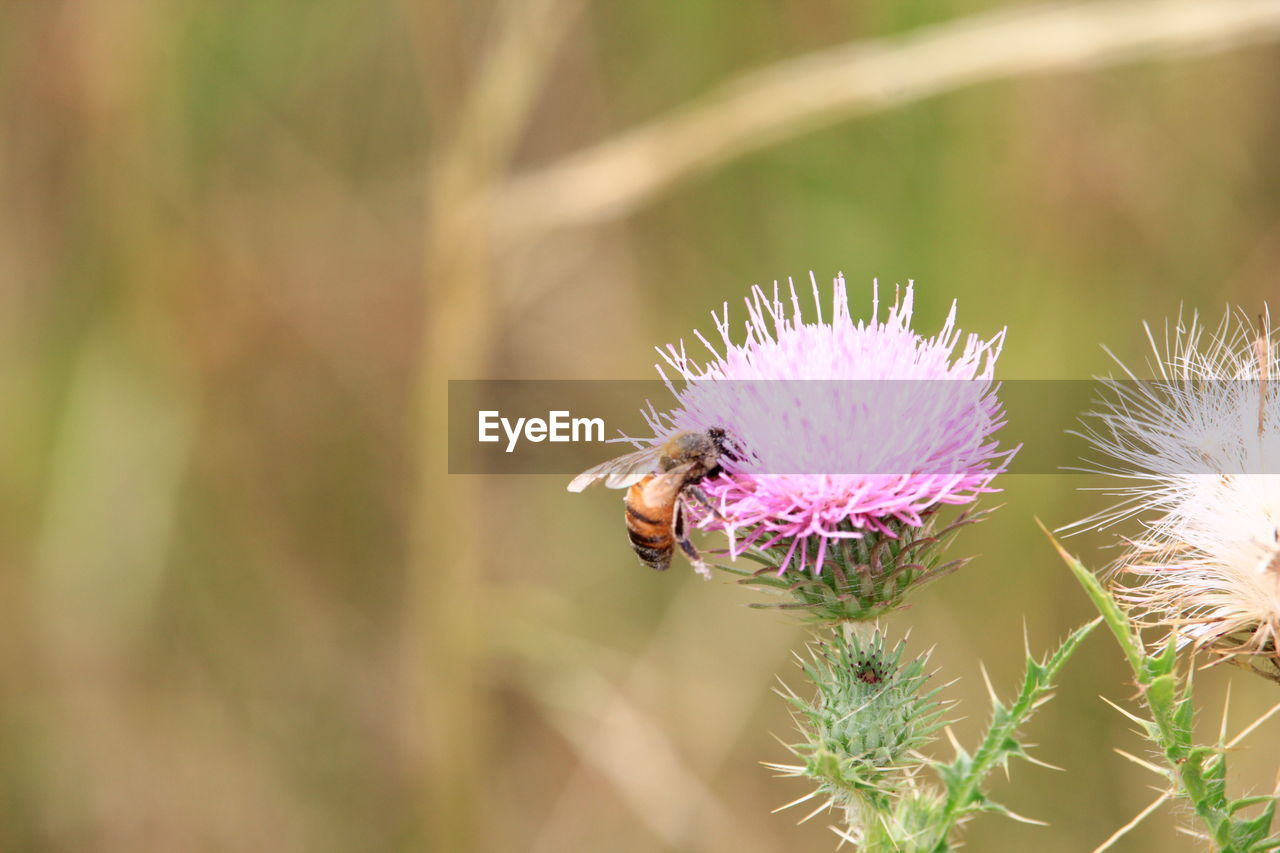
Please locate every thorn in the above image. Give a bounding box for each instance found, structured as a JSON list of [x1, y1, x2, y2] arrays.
[[1091, 790, 1172, 852], [772, 788, 820, 814], [798, 798, 833, 825], [1226, 699, 1280, 749], [944, 725, 963, 754], [1022, 752, 1065, 772], [1099, 694, 1149, 727], [767, 730, 799, 755], [979, 662, 1000, 708], [1034, 517, 1076, 564], [1219, 680, 1232, 744], [760, 761, 805, 776], [1113, 748, 1166, 777], [1003, 808, 1049, 827], [829, 823, 859, 848]]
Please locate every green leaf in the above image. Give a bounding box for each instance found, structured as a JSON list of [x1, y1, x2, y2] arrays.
[[1235, 801, 1279, 848], [1146, 673, 1180, 728], [1151, 635, 1179, 677], [929, 619, 1098, 843], [1230, 796, 1278, 815], [1039, 521, 1145, 675]]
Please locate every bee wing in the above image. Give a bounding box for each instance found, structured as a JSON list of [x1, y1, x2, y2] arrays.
[[566, 444, 665, 492], [638, 461, 698, 506]]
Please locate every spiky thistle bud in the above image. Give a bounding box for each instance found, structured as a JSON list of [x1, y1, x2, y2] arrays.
[[771, 628, 945, 812]]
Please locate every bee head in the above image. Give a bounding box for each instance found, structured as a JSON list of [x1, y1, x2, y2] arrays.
[[706, 426, 738, 462]]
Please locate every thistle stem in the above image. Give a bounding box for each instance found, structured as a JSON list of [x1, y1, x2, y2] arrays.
[[1049, 525, 1280, 851]]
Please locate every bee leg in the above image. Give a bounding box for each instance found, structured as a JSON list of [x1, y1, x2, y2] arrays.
[[678, 536, 707, 574], [674, 501, 711, 579], [685, 485, 725, 523]]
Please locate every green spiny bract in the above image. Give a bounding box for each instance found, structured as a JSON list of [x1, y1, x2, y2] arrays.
[[722, 509, 985, 621], [784, 629, 944, 802], [841, 789, 949, 851]]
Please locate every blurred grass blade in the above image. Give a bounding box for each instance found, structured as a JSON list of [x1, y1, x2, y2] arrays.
[[496, 0, 1280, 233]]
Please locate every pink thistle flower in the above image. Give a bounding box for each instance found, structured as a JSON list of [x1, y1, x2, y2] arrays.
[[643, 274, 1012, 577]]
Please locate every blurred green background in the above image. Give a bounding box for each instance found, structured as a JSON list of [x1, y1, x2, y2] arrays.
[[4, 1, 1280, 851]]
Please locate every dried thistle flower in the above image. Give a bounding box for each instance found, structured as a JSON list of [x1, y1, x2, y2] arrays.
[[1075, 306, 1280, 680]]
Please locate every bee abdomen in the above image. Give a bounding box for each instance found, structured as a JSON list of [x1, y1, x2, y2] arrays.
[[625, 504, 663, 525], [630, 542, 673, 570], [627, 527, 667, 546], [625, 480, 675, 571], [626, 519, 674, 570]]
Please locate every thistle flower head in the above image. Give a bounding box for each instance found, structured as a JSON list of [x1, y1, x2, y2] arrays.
[[645, 274, 1011, 578], [1077, 306, 1280, 676]]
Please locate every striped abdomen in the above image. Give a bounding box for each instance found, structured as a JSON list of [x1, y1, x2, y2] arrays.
[[624, 474, 678, 570]]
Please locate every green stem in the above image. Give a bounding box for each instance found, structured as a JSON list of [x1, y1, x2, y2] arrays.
[[1047, 524, 1280, 851]]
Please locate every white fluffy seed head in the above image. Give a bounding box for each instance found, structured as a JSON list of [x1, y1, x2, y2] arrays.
[[1075, 306, 1280, 668]]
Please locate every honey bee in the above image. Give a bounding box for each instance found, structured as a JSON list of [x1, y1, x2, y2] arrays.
[[567, 428, 730, 571]]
